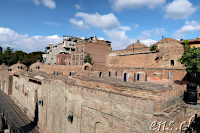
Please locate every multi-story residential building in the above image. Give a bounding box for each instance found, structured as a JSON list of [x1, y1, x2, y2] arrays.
[[42, 36, 79, 65], [56, 53, 71, 65], [70, 36, 111, 66]]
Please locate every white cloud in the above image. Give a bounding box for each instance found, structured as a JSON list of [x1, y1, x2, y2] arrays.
[[103, 29, 135, 50], [140, 39, 157, 46], [33, 0, 40, 5], [173, 20, 200, 38], [103, 28, 158, 50], [164, 0, 197, 19], [132, 23, 139, 28], [110, 0, 166, 11], [70, 12, 120, 29], [42, 0, 56, 9], [69, 18, 89, 29], [0, 27, 62, 53], [154, 28, 167, 36], [75, 4, 82, 10], [136, 28, 167, 40], [33, 0, 56, 9], [118, 26, 131, 31]]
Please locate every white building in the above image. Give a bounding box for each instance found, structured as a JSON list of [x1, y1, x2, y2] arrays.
[[42, 36, 80, 65]]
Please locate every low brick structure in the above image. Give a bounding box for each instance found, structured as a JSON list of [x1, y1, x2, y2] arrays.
[[151, 72, 162, 80], [135, 71, 147, 82]]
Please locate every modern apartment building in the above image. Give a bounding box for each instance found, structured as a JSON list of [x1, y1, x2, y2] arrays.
[[42, 36, 79, 65]]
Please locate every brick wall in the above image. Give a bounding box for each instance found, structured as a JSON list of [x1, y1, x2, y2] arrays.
[[92, 65, 187, 80], [56, 54, 71, 65], [106, 41, 185, 70]]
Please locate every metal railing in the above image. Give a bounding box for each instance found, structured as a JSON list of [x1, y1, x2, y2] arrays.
[[0, 102, 24, 133]]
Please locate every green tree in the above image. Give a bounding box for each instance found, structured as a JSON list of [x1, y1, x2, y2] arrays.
[[150, 44, 156, 51], [178, 40, 200, 74], [84, 53, 94, 65], [0, 46, 44, 67]]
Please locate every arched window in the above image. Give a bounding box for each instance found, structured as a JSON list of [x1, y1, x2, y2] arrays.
[[109, 71, 111, 76], [170, 60, 174, 66], [124, 73, 127, 82], [99, 72, 102, 77]]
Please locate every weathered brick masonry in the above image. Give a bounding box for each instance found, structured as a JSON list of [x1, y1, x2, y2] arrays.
[[1, 69, 188, 133]]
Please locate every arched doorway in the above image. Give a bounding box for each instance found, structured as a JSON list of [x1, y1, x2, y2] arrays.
[[84, 66, 89, 70], [137, 73, 140, 81], [124, 73, 127, 82], [95, 122, 105, 133]]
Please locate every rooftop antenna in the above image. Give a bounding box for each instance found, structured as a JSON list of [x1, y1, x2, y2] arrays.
[[162, 36, 166, 39]]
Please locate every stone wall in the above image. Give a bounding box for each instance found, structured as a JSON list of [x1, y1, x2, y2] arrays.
[[0, 70, 12, 95], [4, 71, 186, 133], [44, 65, 82, 75], [92, 65, 187, 80]]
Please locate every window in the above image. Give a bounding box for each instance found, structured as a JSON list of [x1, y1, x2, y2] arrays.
[[76, 55, 79, 60], [18, 66, 22, 69], [77, 48, 79, 52], [72, 55, 75, 60], [51, 58, 53, 60], [81, 54, 83, 59], [69, 62, 71, 65], [81, 46, 83, 52], [64, 58, 66, 62], [170, 60, 174, 66]]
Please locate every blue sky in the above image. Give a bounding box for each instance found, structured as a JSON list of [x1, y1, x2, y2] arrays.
[[0, 0, 200, 52]]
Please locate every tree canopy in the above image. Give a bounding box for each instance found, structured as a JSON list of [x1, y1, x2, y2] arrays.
[[150, 44, 156, 51], [0, 47, 44, 67], [178, 40, 200, 74], [84, 53, 94, 65]]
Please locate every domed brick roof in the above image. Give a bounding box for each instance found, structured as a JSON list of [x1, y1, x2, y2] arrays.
[[155, 38, 180, 46], [125, 42, 148, 50], [10, 69, 25, 75], [0, 63, 9, 70], [8, 61, 27, 70], [29, 60, 44, 70]]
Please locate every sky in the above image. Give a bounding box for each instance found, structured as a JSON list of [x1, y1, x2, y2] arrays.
[[0, 0, 200, 53]]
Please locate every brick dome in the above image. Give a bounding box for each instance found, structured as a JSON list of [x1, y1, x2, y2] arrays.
[[29, 60, 44, 70], [155, 38, 180, 46], [125, 42, 148, 50], [0, 63, 9, 70], [8, 61, 27, 70]]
